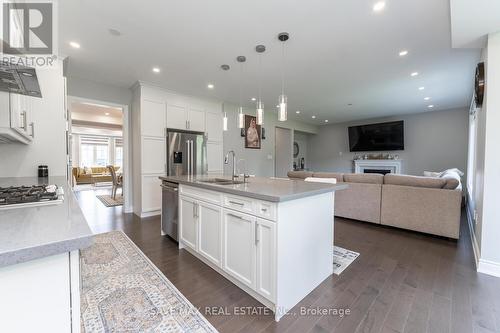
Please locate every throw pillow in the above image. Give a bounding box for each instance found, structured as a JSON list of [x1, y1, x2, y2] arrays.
[[84, 167, 92, 175]]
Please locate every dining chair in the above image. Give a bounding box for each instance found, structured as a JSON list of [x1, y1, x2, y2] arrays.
[[107, 165, 122, 199]]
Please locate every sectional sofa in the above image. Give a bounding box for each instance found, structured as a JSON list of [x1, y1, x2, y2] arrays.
[[287, 171, 462, 239]]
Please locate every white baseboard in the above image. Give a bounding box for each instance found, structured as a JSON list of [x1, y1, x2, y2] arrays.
[[139, 210, 160, 218], [478, 259, 500, 278], [466, 203, 480, 268]]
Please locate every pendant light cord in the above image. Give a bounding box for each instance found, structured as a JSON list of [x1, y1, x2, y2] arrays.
[[258, 54, 262, 102], [281, 41, 285, 96]]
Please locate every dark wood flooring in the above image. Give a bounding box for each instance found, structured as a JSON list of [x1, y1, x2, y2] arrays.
[[76, 189, 500, 333]]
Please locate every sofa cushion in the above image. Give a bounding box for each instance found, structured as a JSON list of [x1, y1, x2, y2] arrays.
[[344, 173, 384, 184], [287, 171, 313, 179], [384, 174, 446, 189], [439, 169, 462, 190], [305, 177, 337, 184], [312, 172, 344, 182]]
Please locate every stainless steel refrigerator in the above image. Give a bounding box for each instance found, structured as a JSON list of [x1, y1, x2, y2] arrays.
[[167, 130, 208, 176]]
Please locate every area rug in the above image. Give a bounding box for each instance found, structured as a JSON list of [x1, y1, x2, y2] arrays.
[[80, 231, 218, 333], [333, 246, 360, 275], [96, 194, 123, 207]]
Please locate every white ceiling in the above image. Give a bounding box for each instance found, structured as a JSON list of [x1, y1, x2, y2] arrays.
[[60, 0, 480, 124], [71, 102, 123, 126], [450, 0, 500, 48]]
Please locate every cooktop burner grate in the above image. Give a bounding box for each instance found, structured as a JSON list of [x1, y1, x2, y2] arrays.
[[0, 185, 60, 206]]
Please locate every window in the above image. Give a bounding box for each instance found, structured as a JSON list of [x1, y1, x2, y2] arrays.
[[80, 136, 110, 167], [115, 138, 123, 168]]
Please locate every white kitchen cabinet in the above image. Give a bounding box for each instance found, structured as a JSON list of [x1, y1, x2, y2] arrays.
[[141, 99, 166, 137], [198, 201, 222, 266], [179, 196, 198, 250], [0, 250, 81, 333], [205, 112, 223, 142], [141, 137, 166, 174], [141, 175, 162, 213], [222, 210, 256, 288], [188, 106, 206, 132], [166, 103, 188, 130], [0, 92, 34, 144], [132, 83, 222, 217], [256, 218, 276, 300]]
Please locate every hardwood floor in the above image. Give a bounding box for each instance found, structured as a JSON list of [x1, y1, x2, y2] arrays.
[[76, 189, 500, 333]]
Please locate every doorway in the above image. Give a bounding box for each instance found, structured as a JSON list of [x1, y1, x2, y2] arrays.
[[275, 127, 293, 178], [67, 97, 132, 213]]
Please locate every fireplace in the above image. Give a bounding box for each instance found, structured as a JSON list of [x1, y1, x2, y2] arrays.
[[353, 159, 403, 174], [363, 169, 392, 175]]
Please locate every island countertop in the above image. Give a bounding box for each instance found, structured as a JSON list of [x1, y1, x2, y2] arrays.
[[0, 176, 93, 267], [159, 175, 347, 202]]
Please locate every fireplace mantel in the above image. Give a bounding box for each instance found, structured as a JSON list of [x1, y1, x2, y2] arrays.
[[353, 159, 403, 174]]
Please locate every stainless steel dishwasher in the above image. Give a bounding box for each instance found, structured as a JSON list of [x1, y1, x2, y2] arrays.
[[161, 181, 179, 241]]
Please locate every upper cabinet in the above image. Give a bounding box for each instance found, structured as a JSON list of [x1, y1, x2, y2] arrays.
[[166, 103, 206, 132], [205, 112, 223, 142], [141, 99, 166, 137], [0, 91, 34, 144]]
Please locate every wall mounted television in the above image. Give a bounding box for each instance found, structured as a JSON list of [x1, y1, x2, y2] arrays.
[[348, 120, 404, 152]]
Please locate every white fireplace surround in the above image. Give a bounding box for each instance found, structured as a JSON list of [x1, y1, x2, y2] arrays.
[[354, 159, 403, 174]]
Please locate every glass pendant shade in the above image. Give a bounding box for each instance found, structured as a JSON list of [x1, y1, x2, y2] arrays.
[[237, 107, 244, 128], [278, 94, 287, 121], [256, 101, 264, 125], [223, 112, 228, 131]]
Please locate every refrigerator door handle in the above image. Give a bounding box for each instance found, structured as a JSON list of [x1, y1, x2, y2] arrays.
[[186, 140, 191, 175], [190, 140, 194, 175]]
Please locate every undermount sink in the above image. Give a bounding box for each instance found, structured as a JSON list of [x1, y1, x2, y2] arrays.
[[198, 178, 245, 185]]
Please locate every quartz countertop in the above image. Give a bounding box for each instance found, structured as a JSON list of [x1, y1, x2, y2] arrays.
[[0, 176, 93, 267], [159, 175, 347, 202]]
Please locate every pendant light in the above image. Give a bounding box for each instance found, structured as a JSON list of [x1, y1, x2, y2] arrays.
[[255, 44, 266, 125], [236, 56, 246, 128], [278, 32, 289, 122], [222, 103, 228, 131]]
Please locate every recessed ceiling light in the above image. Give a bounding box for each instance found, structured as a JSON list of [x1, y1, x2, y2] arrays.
[[69, 41, 81, 49], [399, 50, 408, 57], [207, 83, 214, 89], [373, 1, 386, 12], [411, 72, 419, 77], [276, 105, 279, 108], [108, 28, 122, 37], [324, 120, 329, 123], [348, 103, 353, 106], [152, 67, 160, 73], [424, 97, 431, 101], [296, 111, 301, 114], [105, 112, 110, 116], [312, 115, 316, 119], [418, 86, 425, 90], [251, 97, 256, 101], [428, 105, 434, 108]]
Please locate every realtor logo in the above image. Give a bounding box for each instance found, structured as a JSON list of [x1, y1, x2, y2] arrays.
[[2, 2, 53, 55]]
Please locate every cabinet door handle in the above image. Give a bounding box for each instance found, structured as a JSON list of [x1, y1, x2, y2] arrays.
[[20, 111, 27, 130], [29, 122, 34, 138], [227, 213, 250, 222], [255, 224, 259, 244], [196, 203, 199, 218], [261, 208, 267, 212], [229, 200, 244, 206], [192, 203, 196, 218]]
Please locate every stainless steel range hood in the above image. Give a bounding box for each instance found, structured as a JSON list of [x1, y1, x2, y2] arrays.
[[0, 62, 42, 98]]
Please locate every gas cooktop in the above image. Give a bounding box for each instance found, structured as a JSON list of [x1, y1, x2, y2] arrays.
[[0, 184, 64, 210]]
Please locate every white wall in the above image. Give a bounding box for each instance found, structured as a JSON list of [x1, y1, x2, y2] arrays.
[[66, 76, 132, 106], [0, 63, 66, 177], [222, 104, 318, 177], [307, 108, 469, 176], [469, 31, 500, 276]]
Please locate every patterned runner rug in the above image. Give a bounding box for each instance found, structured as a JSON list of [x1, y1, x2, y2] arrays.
[[80, 231, 218, 333], [96, 194, 123, 207], [333, 246, 360, 275]]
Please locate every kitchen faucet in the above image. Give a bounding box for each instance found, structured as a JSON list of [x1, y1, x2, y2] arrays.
[[224, 150, 238, 181]]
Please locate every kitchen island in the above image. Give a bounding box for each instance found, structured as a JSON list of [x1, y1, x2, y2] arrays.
[[0, 176, 93, 333], [160, 175, 347, 321]]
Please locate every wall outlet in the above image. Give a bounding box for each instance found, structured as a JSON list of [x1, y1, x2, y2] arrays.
[[474, 210, 479, 224], [267, 154, 273, 160], [339, 151, 343, 157]]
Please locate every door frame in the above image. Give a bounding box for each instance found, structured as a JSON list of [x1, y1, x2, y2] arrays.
[[67, 96, 132, 213]]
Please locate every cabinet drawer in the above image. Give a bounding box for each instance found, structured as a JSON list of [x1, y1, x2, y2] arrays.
[[223, 194, 254, 214], [180, 185, 222, 205], [255, 201, 277, 221]]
